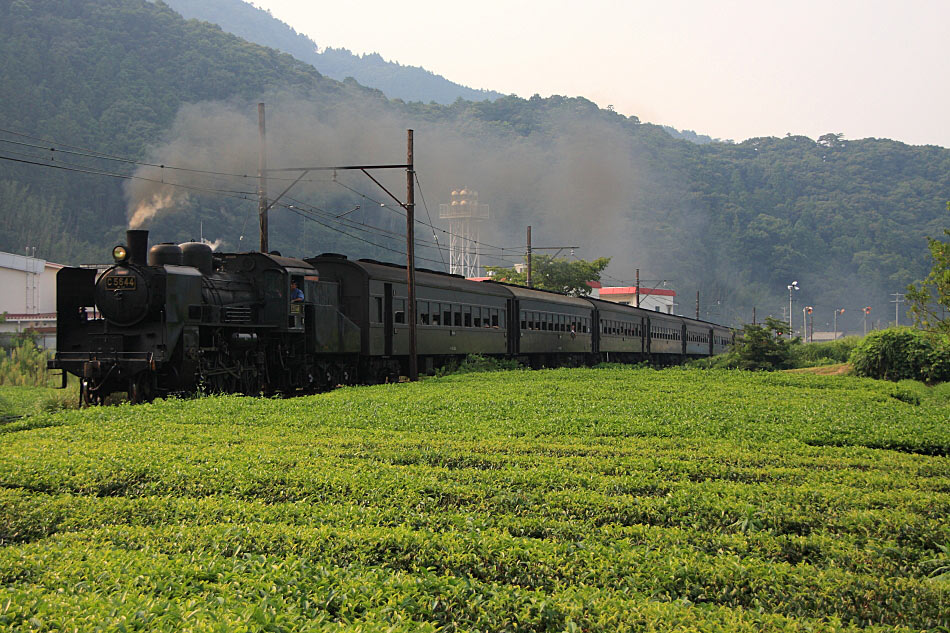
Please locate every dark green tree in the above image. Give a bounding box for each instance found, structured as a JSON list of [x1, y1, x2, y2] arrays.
[[907, 202, 950, 335], [731, 316, 796, 370], [485, 255, 611, 296]]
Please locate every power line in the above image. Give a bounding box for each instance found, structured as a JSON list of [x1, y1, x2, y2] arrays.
[[0, 150, 257, 200], [0, 127, 335, 184], [333, 173, 525, 259], [414, 172, 447, 271]]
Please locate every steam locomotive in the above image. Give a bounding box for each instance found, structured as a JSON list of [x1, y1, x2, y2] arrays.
[[50, 230, 733, 404]]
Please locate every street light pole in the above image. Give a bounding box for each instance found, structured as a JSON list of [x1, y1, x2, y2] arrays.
[[834, 308, 845, 340], [787, 281, 800, 339]]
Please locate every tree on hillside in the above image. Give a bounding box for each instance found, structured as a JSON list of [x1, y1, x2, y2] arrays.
[[485, 255, 610, 296], [906, 202, 950, 335]]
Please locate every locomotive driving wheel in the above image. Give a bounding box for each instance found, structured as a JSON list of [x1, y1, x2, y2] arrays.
[[128, 372, 155, 404], [80, 380, 103, 407]]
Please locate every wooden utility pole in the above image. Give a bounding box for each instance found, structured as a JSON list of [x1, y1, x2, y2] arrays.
[[526, 226, 532, 288], [695, 290, 700, 319], [635, 269, 640, 308], [406, 130, 418, 381], [257, 103, 268, 253]]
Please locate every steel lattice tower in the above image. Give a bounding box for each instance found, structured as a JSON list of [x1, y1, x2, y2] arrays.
[[439, 188, 489, 277]]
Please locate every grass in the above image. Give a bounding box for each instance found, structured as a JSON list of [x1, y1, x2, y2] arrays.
[[0, 367, 947, 631]]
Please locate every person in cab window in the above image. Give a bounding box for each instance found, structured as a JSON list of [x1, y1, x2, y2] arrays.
[[290, 280, 304, 302]]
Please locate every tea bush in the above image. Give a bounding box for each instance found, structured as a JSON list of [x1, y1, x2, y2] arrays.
[[788, 336, 860, 367], [850, 327, 950, 382], [0, 368, 947, 631]]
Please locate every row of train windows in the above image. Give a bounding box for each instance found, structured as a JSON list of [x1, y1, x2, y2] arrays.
[[715, 335, 731, 346], [686, 332, 710, 343], [417, 301, 504, 328], [602, 320, 642, 337], [652, 327, 680, 341], [520, 311, 591, 333], [373, 297, 505, 329]]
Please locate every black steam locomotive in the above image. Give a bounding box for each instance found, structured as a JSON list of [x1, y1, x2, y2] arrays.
[[50, 230, 732, 404]]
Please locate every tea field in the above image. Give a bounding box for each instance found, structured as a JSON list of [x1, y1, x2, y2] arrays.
[[1, 367, 948, 632]]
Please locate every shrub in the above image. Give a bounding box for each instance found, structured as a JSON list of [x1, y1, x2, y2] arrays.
[[849, 328, 950, 383], [0, 336, 53, 387], [788, 337, 860, 367], [433, 354, 524, 376]]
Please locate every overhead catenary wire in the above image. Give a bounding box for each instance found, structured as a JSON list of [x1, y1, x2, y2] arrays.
[[331, 174, 524, 259], [0, 127, 333, 184], [0, 143, 521, 269], [0, 126, 545, 270], [0, 151, 258, 200], [1, 126, 530, 261], [277, 194, 521, 269], [413, 171, 447, 271]]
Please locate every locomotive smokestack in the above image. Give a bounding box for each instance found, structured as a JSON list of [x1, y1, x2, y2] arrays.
[[126, 230, 149, 266]]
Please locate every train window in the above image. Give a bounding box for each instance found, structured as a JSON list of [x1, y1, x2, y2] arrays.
[[454, 307, 462, 327], [520, 310, 527, 330], [373, 296, 383, 323], [419, 301, 429, 325], [473, 306, 481, 328], [394, 298, 406, 324], [432, 303, 441, 326], [463, 305, 472, 327]]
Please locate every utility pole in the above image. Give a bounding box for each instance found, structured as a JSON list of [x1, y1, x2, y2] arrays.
[[891, 293, 904, 326], [257, 103, 268, 253], [526, 225, 532, 288], [752, 306, 756, 325], [259, 114, 418, 379], [695, 290, 700, 320], [635, 269, 640, 308], [406, 130, 417, 381], [834, 308, 845, 340], [522, 229, 577, 290]]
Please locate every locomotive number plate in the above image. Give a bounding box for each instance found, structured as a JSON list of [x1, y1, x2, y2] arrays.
[[105, 275, 137, 290]]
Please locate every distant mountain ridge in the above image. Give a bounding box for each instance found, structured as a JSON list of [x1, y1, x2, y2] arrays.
[[1, 0, 947, 330], [158, 0, 505, 105]]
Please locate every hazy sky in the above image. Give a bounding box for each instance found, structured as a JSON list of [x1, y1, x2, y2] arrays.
[[249, 0, 948, 147]]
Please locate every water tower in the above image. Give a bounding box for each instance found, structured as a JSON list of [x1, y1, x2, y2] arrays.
[[439, 188, 489, 277]]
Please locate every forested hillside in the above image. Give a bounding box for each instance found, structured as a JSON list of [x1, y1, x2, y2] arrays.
[[0, 0, 947, 329], [159, 0, 504, 105]]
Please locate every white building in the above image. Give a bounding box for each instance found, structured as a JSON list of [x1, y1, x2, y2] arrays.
[[0, 251, 63, 348]]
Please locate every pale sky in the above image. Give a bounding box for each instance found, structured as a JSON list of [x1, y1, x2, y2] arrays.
[[250, 0, 948, 147]]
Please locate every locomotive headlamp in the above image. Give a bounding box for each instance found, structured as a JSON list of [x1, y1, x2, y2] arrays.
[[112, 245, 128, 263]]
